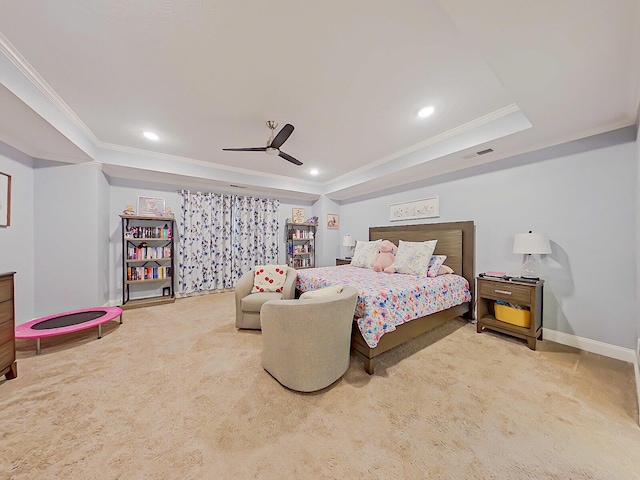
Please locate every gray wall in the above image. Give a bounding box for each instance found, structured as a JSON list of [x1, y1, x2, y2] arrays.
[[34, 162, 109, 316], [312, 195, 342, 267], [336, 132, 637, 349], [0, 145, 35, 323], [97, 169, 110, 305], [637, 120, 640, 357]]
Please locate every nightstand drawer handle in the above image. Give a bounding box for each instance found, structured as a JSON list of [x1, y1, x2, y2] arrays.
[[494, 289, 512, 295]]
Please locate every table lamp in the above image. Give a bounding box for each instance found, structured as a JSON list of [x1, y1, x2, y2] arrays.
[[342, 235, 355, 259], [513, 231, 551, 280]]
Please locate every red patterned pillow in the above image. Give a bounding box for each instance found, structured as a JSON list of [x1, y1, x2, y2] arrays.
[[251, 265, 288, 293]]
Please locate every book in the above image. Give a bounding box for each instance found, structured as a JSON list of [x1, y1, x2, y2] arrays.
[[480, 270, 506, 278]]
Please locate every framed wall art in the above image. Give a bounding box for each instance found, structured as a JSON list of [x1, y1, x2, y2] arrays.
[[389, 196, 440, 222], [137, 196, 165, 217], [0, 172, 11, 227], [292, 208, 305, 223], [327, 213, 339, 229]]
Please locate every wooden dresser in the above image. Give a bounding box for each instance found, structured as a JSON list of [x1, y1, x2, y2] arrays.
[[0, 272, 17, 380]]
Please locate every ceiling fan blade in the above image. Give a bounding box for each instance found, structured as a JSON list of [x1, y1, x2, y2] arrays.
[[270, 124, 294, 149], [279, 151, 303, 166], [222, 147, 267, 152]]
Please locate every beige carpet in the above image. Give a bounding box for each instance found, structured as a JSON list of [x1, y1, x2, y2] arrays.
[[1, 292, 639, 480]]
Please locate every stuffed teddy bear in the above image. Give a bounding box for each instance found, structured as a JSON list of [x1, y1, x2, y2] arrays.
[[372, 240, 398, 273]]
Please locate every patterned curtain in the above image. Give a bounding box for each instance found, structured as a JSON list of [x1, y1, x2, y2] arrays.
[[178, 191, 233, 294], [177, 191, 279, 294], [232, 195, 280, 283]]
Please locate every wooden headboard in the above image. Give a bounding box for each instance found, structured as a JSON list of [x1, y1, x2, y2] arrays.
[[369, 220, 475, 303]]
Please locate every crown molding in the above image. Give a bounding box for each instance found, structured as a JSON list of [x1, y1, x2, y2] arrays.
[[98, 141, 321, 187], [0, 31, 100, 145], [326, 103, 524, 186], [0, 34, 322, 191]]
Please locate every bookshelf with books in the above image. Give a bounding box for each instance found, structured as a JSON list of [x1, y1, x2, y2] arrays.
[[286, 222, 317, 269], [120, 215, 176, 309]]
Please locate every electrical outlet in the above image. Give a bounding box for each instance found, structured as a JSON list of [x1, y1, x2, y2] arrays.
[[117, 281, 122, 289]]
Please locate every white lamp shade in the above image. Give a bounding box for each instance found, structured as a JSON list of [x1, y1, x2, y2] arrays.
[[513, 232, 551, 254], [342, 235, 356, 247]]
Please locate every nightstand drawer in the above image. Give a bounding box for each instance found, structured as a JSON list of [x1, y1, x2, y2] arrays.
[[479, 281, 531, 304]]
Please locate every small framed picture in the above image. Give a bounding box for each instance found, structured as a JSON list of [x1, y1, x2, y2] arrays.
[[0, 172, 10, 227], [327, 213, 339, 229], [292, 208, 305, 223], [137, 196, 165, 217]]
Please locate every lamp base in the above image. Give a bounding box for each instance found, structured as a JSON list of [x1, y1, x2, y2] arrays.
[[520, 254, 540, 280]]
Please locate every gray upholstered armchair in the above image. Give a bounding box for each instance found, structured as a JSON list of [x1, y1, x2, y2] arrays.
[[261, 285, 359, 392], [234, 266, 297, 329]]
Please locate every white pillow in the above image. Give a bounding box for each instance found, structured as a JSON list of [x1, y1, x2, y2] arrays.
[[350, 239, 382, 269], [299, 285, 344, 299], [251, 265, 288, 293], [392, 240, 437, 276], [438, 265, 454, 275]]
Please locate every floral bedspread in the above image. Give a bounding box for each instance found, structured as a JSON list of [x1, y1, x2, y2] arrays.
[[296, 265, 471, 348]]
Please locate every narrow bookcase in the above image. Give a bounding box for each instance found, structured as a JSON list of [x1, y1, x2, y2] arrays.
[[120, 215, 176, 309], [286, 222, 317, 269]]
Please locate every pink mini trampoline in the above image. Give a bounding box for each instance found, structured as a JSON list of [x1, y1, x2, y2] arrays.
[[15, 306, 123, 355]]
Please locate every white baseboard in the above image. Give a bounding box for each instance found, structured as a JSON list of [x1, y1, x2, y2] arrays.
[[542, 328, 636, 363]]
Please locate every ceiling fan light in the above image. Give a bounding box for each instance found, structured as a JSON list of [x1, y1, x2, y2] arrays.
[[265, 147, 279, 156]]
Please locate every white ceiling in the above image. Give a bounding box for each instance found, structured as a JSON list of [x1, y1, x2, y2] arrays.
[[0, 0, 638, 202]]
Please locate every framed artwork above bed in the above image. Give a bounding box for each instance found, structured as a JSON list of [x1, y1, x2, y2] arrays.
[[389, 196, 439, 221]]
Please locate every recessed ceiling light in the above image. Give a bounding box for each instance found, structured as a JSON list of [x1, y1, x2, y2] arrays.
[[143, 131, 159, 140], [418, 106, 435, 118], [310, 169, 319, 175]]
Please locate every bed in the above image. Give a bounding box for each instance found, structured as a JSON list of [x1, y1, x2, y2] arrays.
[[296, 220, 475, 374]]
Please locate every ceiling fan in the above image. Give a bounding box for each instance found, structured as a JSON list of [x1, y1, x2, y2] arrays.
[[223, 121, 302, 166]]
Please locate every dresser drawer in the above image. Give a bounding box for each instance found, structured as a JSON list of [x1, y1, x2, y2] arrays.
[[0, 338, 14, 369], [479, 281, 531, 304], [0, 277, 13, 303], [0, 317, 13, 345], [0, 298, 12, 324]]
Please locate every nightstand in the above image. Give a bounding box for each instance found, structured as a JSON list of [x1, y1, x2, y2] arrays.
[[476, 277, 543, 350], [336, 258, 351, 266]]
